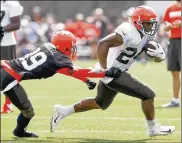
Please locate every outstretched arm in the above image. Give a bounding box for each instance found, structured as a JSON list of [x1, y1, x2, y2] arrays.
[[57, 68, 88, 82], [56, 67, 105, 79], [57, 66, 121, 79], [56, 68, 97, 90]]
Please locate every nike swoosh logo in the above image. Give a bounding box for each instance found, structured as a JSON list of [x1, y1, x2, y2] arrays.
[[160, 129, 171, 133], [54, 115, 60, 123]]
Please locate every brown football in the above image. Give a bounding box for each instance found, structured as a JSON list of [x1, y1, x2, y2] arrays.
[[145, 41, 156, 51], [145, 41, 157, 58], [145, 41, 163, 62]]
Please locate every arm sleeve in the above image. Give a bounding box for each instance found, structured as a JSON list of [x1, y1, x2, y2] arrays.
[[9, 1, 24, 17], [71, 68, 105, 78], [56, 67, 105, 81], [115, 22, 130, 45], [56, 68, 88, 82]]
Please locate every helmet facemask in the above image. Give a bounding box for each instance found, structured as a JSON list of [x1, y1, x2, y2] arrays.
[[70, 45, 77, 58], [139, 19, 159, 37]]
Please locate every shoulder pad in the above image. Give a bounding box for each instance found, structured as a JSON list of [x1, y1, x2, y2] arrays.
[[115, 22, 132, 36], [115, 22, 132, 44], [44, 43, 56, 49], [7, 1, 21, 7]]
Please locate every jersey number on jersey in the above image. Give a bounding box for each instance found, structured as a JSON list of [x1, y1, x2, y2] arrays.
[[116, 47, 137, 64], [0, 11, 5, 22], [20, 48, 47, 71]]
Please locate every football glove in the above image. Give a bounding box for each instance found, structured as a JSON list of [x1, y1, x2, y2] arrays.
[[89, 67, 121, 78], [146, 42, 165, 60], [0, 26, 4, 42], [105, 67, 121, 78], [85, 80, 96, 90]]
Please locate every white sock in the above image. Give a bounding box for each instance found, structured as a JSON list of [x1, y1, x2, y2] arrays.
[[147, 119, 157, 128], [63, 105, 75, 117], [172, 98, 179, 104]]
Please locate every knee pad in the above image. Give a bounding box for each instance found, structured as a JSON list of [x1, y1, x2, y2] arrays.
[[21, 106, 35, 118], [95, 97, 110, 110]]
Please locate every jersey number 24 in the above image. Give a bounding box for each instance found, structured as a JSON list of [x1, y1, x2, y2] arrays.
[[116, 47, 137, 64]]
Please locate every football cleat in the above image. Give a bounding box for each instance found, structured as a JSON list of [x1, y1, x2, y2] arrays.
[[161, 101, 180, 108], [50, 104, 65, 133], [13, 128, 39, 138], [147, 124, 175, 137]]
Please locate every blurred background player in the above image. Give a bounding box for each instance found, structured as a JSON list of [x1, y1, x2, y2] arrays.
[[0, 0, 23, 114], [92, 8, 114, 39], [161, 0, 181, 108]]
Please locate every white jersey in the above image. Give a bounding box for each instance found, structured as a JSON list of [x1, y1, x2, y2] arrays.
[[100, 22, 150, 84], [1, 1, 23, 46]]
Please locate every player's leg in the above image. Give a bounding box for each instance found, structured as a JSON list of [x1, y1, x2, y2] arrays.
[[74, 80, 118, 111], [171, 71, 180, 99], [108, 72, 156, 119], [161, 38, 181, 107], [107, 72, 175, 136], [1, 45, 16, 113], [50, 80, 118, 132], [4, 83, 38, 137]]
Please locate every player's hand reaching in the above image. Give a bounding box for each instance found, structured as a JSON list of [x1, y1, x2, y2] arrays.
[[105, 67, 121, 78], [0, 26, 4, 42], [85, 80, 96, 90]]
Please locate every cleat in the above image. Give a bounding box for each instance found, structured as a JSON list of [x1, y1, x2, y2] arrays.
[[1, 104, 13, 114], [50, 104, 65, 133], [13, 128, 39, 138], [148, 124, 175, 137], [161, 101, 180, 108]]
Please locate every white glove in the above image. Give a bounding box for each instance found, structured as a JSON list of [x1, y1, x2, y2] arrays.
[[88, 62, 106, 73], [88, 68, 106, 73], [146, 42, 165, 60]]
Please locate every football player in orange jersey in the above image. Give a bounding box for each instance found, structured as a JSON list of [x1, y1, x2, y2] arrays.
[[0, 30, 121, 137]]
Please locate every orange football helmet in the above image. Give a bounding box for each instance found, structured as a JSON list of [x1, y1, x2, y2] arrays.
[[131, 5, 158, 36], [51, 30, 77, 58]]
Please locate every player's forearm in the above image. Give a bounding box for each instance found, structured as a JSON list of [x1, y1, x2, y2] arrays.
[[56, 68, 88, 82], [57, 68, 105, 79], [3, 16, 21, 32], [3, 23, 20, 32], [72, 69, 105, 78], [71, 75, 88, 82], [97, 40, 109, 69], [164, 22, 173, 32]]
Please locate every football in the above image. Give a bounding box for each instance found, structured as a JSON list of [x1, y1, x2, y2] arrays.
[[145, 41, 164, 62], [145, 41, 157, 58], [145, 41, 157, 51]]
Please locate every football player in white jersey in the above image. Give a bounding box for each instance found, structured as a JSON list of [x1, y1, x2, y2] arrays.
[[50, 6, 175, 137], [1, 0, 23, 114]]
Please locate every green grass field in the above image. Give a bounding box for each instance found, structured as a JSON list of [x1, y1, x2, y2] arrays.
[[1, 60, 181, 143]]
